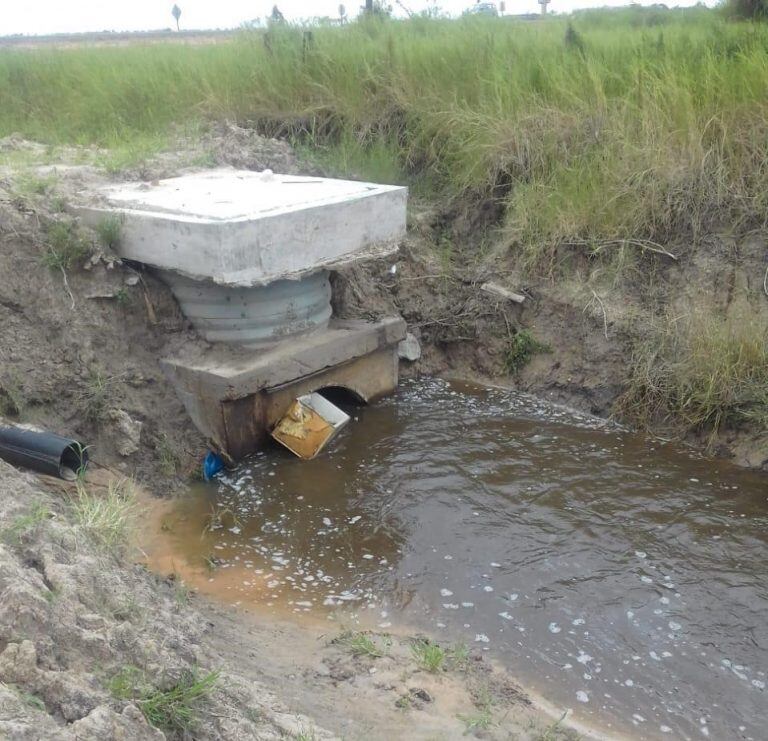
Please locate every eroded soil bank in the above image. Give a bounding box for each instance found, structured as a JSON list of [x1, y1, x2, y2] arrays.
[[0, 127, 765, 739]]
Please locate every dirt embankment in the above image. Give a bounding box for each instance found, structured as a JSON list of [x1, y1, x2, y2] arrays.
[[0, 128, 587, 740]]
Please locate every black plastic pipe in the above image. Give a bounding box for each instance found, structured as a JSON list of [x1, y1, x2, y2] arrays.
[[0, 425, 88, 480]]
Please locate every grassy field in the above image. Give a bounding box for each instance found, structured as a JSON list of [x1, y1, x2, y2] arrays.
[[2, 6, 767, 440]]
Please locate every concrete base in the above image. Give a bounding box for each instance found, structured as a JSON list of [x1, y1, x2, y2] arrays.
[[161, 317, 406, 461]]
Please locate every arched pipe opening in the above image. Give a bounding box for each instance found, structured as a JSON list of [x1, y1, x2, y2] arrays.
[[313, 385, 368, 411], [0, 425, 88, 480]]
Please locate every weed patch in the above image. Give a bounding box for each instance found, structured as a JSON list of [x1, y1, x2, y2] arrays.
[[71, 478, 136, 550], [108, 665, 219, 734], [505, 330, 551, 374], [618, 307, 768, 439], [410, 638, 445, 672], [77, 370, 124, 425], [42, 221, 89, 272], [335, 631, 390, 658], [1, 503, 51, 545], [95, 215, 122, 250]]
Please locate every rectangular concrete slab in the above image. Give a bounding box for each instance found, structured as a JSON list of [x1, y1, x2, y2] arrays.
[[76, 169, 407, 286]]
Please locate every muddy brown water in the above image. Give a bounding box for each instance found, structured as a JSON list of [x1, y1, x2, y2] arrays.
[[143, 378, 767, 741]]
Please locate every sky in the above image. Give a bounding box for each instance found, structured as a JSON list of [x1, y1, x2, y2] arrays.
[[1, 0, 708, 36]]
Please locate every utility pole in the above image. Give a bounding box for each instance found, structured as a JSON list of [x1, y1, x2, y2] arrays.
[[539, 0, 550, 15]]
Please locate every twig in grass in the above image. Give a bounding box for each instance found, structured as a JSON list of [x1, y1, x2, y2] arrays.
[[571, 238, 678, 261], [60, 266, 75, 310], [584, 289, 608, 340], [763, 264, 767, 298]]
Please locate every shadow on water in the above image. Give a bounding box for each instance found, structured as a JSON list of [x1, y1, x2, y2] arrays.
[[142, 378, 768, 741]]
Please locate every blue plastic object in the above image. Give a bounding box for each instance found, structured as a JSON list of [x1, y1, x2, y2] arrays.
[[203, 451, 224, 481]]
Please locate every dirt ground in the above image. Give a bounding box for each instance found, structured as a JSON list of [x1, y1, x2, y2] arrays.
[[0, 461, 584, 740], [0, 124, 765, 739]]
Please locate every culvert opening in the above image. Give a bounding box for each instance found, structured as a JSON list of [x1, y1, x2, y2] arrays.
[[314, 385, 366, 411]]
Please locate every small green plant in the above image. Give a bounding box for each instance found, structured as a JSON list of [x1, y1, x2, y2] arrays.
[[294, 727, 318, 741], [70, 442, 91, 484], [174, 580, 191, 607], [155, 433, 180, 477], [71, 478, 136, 550], [458, 707, 493, 734], [536, 711, 573, 741], [108, 666, 219, 734], [77, 370, 123, 425], [0, 375, 24, 419], [8, 684, 46, 712], [114, 287, 130, 306], [448, 642, 470, 670], [42, 221, 89, 272], [15, 173, 56, 197], [202, 506, 242, 534], [411, 639, 445, 672], [95, 215, 122, 249], [505, 330, 551, 374], [338, 631, 389, 658], [394, 694, 412, 710], [1, 502, 51, 545]]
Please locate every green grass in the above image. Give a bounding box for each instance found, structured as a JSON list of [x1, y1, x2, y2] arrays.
[[618, 306, 768, 440], [411, 638, 445, 672], [154, 432, 181, 477], [1, 502, 51, 545], [108, 665, 219, 734], [505, 330, 551, 374], [336, 630, 390, 658], [71, 478, 136, 550], [458, 707, 493, 734], [95, 215, 122, 250], [77, 370, 124, 425], [6, 684, 46, 712], [2, 8, 767, 263], [0, 373, 25, 419], [42, 221, 89, 272]]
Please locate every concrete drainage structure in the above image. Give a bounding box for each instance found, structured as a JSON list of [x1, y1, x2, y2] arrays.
[[78, 168, 407, 461]]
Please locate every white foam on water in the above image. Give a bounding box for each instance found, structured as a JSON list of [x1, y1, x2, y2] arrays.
[[440, 588, 454, 597], [576, 690, 589, 703], [549, 623, 562, 634]]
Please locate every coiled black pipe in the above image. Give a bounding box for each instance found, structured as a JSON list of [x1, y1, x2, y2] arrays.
[[0, 425, 88, 480]]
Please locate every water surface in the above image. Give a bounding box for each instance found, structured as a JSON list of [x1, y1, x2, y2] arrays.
[[144, 378, 767, 740]]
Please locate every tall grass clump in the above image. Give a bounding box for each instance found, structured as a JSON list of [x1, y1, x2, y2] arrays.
[[2, 8, 768, 268], [618, 306, 768, 439], [71, 478, 137, 550], [109, 665, 219, 734]]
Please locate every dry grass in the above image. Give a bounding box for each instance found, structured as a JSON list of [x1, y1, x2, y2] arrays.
[[618, 305, 768, 439]]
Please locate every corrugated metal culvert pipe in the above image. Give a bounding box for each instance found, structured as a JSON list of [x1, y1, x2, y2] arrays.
[[160, 269, 332, 347]]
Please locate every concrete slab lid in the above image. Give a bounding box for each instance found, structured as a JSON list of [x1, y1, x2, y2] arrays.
[[92, 168, 402, 222], [76, 168, 408, 287]]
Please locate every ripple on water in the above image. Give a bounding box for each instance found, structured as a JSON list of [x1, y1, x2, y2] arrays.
[[146, 378, 768, 741]]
